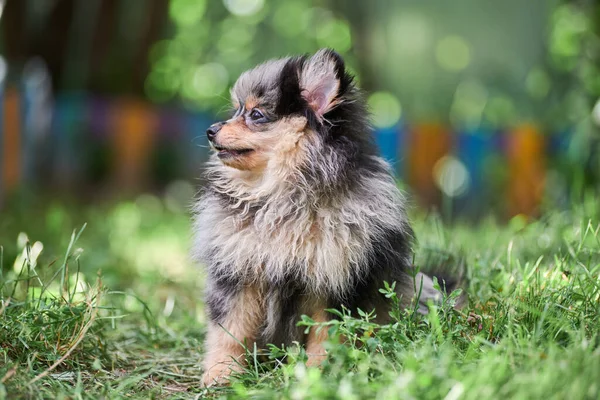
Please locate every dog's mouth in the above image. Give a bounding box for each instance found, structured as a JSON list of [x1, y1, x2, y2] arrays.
[[213, 145, 254, 159]]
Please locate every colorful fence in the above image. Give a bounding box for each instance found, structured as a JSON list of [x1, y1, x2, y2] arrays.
[[0, 84, 566, 218]]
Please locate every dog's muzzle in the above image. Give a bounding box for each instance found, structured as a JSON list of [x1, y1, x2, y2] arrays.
[[206, 122, 225, 142]]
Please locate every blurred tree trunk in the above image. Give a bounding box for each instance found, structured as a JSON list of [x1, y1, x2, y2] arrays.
[[1, 0, 28, 64], [1, 0, 169, 97], [132, 0, 169, 95], [330, 0, 377, 91]]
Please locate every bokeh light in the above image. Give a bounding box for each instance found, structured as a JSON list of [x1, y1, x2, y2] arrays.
[[217, 18, 257, 56], [549, 4, 588, 70], [388, 13, 431, 56], [187, 63, 229, 100], [433, 156, 471, 198], [315, 18, 352, 53], [368, 92, 402, 128], [0, 55, 7, 82], [271, 1, 309, 37], [223, 0, 265, 17], [484, 95, 517, 127], [450, 79, 488, 128], [145, 1, 354, 112], [526, 68, 551, 99], [435, 35, 471, 71], [170, 0, 207, 27], [592, 98, 600, 126]]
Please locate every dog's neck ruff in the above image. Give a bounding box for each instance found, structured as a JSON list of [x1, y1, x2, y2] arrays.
[[193, 149, 410, 296]]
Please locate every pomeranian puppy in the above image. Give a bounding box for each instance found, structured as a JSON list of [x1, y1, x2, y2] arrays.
[[194, 48, 460, 386]]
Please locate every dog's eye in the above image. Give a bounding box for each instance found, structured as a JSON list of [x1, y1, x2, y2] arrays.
[[249, 109, 266, 122]]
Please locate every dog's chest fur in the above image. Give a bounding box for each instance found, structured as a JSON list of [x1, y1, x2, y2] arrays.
[[193, 160, 408, 296]]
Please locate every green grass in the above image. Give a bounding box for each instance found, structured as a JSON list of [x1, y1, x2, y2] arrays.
[[1, 193, 599, 399]]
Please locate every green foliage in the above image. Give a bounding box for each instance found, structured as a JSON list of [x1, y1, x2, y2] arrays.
[[0, 226, 110, 398], [0, 198, 599, 398], [146, 0, 355, 114], [545, 1, 600, 193], [218, 206, 600, 399]]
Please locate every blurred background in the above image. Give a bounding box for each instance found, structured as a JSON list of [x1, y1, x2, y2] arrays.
[[2, 2, 600, 394], [0, 0, 599, 220]]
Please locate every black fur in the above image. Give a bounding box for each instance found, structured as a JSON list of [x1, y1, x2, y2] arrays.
[[276, 56, 308, 116], [269, 50, 382, 198], [205, 270, 243, 324]]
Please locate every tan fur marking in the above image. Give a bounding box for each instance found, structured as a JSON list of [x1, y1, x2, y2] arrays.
[[305, 302, 329, 367], [201, 285, 264, 387], [244, 96, 259, 111], [212, 116, 308, 173]]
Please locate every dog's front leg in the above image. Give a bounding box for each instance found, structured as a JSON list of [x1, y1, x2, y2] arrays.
[[202, 284, 264, 387], [305, 303, 330, 367]]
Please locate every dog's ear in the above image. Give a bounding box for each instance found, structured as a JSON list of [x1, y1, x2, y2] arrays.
[[300, 48, 346, 118]]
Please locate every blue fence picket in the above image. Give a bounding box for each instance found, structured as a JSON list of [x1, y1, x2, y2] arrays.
[[454, 128, 497, 217], [375, 124, 400, 174], [52, 92, 87, 185], [0, 82, 578, 217]]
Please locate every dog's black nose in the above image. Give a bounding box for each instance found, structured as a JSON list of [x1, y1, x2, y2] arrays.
[[206, 123, 223, 141]]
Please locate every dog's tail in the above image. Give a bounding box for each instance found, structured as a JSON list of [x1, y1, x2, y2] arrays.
[[412, 248, 467, 313]]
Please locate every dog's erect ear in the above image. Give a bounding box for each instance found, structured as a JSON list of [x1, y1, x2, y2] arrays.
[[300, 49, 346, 118]]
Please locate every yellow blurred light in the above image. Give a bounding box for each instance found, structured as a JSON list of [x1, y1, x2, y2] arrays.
[[436, 35, 471, 71], [368, 92, 402, 129], [169, 0, 207, 26], [189, 63, 229, 99], [223, 0, 264, 17]]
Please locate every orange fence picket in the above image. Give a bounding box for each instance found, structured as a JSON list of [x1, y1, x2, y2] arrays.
[[507, 124, 546, 217], [2, 87, 21, 193], [111, 98, 157, 191], [406, 123, 452, 208], [0, 89, 564, 219]]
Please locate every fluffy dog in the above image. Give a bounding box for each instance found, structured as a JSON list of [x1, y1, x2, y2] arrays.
[[193, 49, 459, 386]]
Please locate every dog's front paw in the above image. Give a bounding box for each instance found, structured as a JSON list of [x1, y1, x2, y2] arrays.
[[306, 354, 327, 368], [201, 361, 238, 387]]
